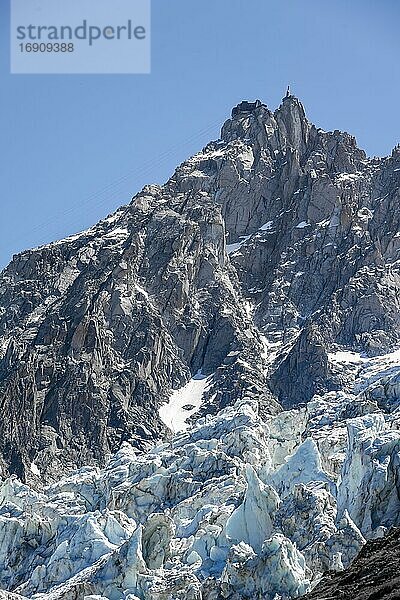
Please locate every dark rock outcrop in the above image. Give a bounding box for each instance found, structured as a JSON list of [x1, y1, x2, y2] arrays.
[[303, 528, 400, 600]]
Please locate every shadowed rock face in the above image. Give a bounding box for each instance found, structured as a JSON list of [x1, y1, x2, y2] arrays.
[[0, 191, 275, 482], [303, 528, 400, 600], [1, 95, 400, 483]]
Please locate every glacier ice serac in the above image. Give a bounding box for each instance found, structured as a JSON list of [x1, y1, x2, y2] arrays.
[[1, 93, 400, 598], [0, 369, 399, 600]]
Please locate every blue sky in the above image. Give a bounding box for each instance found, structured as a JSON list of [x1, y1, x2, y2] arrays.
[[1, 0, 400, 268]]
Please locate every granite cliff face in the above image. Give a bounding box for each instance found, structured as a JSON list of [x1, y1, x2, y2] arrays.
[[1, 95, 400, 598], [2, 95, 400, 483]]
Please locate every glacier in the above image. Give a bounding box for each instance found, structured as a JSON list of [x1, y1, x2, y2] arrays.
[[0, 349, 400, 598]]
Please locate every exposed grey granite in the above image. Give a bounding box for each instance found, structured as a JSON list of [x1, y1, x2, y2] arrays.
[[1, 94, 400, 484]]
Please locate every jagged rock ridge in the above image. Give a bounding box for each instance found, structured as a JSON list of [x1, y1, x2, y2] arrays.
[[2, 94, 400, 482], [1, 94, 400, 598]]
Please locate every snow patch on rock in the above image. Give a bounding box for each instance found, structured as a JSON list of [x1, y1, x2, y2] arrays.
[[159, 372, 213, 433]]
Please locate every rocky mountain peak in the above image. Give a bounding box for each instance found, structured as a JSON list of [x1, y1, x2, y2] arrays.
[[0, 95, 400, 599], [274, 93, 310, 149], [222, 94, 310, 154], [0, 96, 399, 478]]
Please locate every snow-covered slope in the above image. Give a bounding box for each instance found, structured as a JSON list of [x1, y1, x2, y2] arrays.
[[158, 372, 212, 433]]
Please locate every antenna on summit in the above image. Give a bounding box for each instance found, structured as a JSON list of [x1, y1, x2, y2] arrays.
[[286, 85, 291, 98]]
